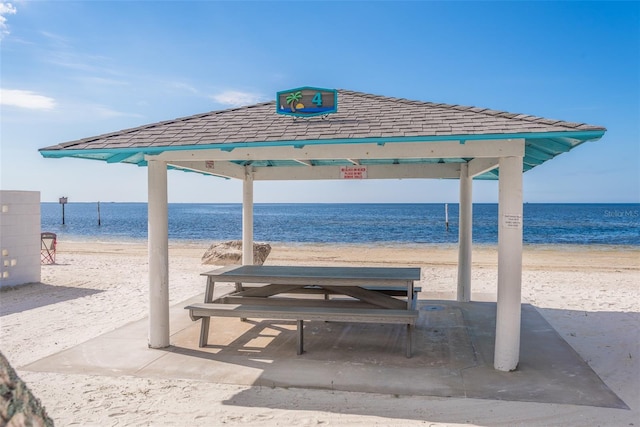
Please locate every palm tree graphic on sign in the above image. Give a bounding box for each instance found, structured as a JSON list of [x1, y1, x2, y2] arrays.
[[285, 91, 304, 112]]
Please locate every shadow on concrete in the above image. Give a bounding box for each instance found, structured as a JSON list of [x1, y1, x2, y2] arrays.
[[22, 296, 630, 413], [0, 282, 104, 316], [167, 301, 629, 409]]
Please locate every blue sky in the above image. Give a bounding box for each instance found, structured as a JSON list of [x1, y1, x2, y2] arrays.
[[1, 1, 638, 203]]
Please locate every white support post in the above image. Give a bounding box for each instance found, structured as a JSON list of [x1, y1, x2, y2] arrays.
[[494, 156, 524, 371], [242, 168, 254, 265], [147, 159, 170, 348], [457, 162, 472, 302]]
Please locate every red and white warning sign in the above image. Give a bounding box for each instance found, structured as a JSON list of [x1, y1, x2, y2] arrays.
[[340, 166, 368, 179]]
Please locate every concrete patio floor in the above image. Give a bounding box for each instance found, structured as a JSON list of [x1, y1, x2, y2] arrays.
[[23, 292, 627, 409]]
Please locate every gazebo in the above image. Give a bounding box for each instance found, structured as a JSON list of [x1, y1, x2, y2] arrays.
[[39, 88, 606, 371]]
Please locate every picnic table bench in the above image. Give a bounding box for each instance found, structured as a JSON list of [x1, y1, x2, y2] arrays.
[[185, 265, 421, 357]]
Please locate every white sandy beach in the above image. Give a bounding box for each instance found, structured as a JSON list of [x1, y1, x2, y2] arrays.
[[1, 241, 638, 426]]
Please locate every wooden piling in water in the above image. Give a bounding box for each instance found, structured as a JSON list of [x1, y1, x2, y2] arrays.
[[445, 203, 449, 231]]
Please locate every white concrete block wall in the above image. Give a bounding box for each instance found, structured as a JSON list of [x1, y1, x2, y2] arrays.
[[0, 191, 41, 288]]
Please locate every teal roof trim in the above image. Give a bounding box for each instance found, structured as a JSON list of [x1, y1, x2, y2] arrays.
[[39, 129, 605, 159], [106, 152, 137, 163], [38, 128, 605, 180]]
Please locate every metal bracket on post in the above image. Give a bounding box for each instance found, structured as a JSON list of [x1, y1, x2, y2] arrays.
[[244, 165, 254, 180]]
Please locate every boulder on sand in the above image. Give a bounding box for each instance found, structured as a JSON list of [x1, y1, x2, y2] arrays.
[[0, 351, 54, 427], [201, 240, 272, 266]]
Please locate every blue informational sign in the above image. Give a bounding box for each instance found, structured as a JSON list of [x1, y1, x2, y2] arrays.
[[276, 87, 338, 117]]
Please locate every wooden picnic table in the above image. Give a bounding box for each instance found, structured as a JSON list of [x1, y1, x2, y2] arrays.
[[186, 265, 421, 357]]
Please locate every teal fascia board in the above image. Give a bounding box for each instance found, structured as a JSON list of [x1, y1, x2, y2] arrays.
[[39, 129, 605, 160], [106, 152, 137, 163]]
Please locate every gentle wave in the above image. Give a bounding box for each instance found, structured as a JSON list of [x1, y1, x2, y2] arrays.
[[41, 203, 640, 246]]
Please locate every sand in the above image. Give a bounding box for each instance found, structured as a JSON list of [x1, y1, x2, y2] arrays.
[[1, 241, 638, 426]]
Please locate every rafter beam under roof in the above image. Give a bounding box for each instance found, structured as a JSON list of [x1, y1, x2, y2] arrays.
[[252, 162, 461, 181], [468, 157, 500, 178], [150, 139, 525, 163], [168, 160, 246, 179]]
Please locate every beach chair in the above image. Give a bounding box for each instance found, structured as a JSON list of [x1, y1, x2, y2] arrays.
[[41, 232, 57, 264]]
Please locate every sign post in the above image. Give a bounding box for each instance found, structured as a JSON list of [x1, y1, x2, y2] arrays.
[[445, 203, 449, 231], [59, 197, 68, 225]]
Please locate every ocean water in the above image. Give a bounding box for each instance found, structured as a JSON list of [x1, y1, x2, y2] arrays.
[[40, 203, 640, 246]]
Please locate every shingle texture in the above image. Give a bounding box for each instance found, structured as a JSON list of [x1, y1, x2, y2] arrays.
[[41, 90, 605, 152]]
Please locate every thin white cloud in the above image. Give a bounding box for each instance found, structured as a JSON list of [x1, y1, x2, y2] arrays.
[[47, 52, 113, 74], [40, 31, 121, 77], [171, 81, 199, 95], [0, 2, 16, 40], [1, 88, 56, 110], [40, 30, 69, 43], [211, 90, 268, 107], [86, 104, 143, 119], [78, 76, 129, 87]]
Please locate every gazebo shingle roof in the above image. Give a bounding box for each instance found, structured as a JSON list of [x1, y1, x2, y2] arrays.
[[39, 89, 606, 179], [42, 89, 604, 151]]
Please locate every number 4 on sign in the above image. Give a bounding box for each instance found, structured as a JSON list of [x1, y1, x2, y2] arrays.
[[312, 92, 322, 106]]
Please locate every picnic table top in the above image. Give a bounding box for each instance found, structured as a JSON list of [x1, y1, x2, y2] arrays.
[[201, 265, 421, 282]]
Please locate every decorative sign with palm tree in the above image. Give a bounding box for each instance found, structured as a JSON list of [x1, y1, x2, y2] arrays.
[[286, 91, 303, 112], [277, 87, 337, 117]]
